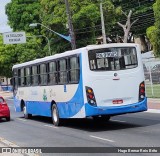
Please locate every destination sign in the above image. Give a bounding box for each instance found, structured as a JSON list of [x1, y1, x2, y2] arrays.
[[96, 51, 119, 58]]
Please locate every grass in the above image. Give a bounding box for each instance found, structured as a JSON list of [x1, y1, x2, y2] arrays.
[[146, 83, 160, 98]]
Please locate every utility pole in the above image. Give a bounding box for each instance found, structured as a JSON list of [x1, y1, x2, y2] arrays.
[[65, 0, 76, 49], [100, 0, 106, 44]]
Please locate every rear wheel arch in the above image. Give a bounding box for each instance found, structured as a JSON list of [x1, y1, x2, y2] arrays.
[[50, 100, 56, 111]]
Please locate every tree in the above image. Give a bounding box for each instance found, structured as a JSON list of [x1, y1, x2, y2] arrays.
[[117, 10, 138, 43], [39, 0, 120, 52], [5, 0, 41, 32], [112, 0, 155, 48], [0, 35, 17, 78], [147, 0, 160, 57]]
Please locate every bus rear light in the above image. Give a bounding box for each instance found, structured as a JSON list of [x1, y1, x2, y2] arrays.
[[86, 86, 97, 106], [87, 89, 93, 94], [140, 83, 145, 88], [140, 89, 145, 93], [88, 94, 94, 99], [139, 81, 145, 102]]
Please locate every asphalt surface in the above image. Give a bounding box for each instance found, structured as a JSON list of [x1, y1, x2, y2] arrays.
[[0, 99, 160, 156]]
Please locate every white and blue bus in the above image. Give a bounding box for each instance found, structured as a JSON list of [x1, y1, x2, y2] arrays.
[[12, 43, 147, 126]]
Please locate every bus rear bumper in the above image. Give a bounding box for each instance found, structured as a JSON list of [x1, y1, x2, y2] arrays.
[[85, 98, 147, 117]]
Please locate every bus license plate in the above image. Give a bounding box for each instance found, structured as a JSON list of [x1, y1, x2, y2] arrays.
[[112, 100, 123, 104]]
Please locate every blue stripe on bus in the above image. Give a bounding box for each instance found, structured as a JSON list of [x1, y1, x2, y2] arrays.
[[85, 97, 147, 117]]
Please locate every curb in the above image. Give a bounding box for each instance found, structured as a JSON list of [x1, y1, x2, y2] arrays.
[[147, 109, 160, 113]]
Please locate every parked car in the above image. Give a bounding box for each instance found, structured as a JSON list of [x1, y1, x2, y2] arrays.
[[143, 64, 150, 80], [0, 96, 10, 121], [151, 64, 160, 84]]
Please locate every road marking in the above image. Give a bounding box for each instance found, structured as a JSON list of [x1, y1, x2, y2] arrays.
[[44, 124, 58, 129], [111, 119, 126, 123], [17, 118, 27, 122], [147, 109, 160, 114], [0, 137, 19, 147], [90, 135, 115, 143]]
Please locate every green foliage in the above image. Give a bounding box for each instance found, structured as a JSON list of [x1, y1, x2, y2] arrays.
[[5, 0, 41, 32], [112, 0, 155, 36], [0, 35, 17, 77], [147, 0, 160, 57], [39, 0, 119, 52]]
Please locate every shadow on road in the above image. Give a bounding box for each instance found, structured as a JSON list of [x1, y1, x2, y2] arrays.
[[14, 114, 160, 132]]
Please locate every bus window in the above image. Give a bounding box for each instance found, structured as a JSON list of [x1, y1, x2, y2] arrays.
[[88, 47, 138, 71], [48, 61, 57, 85], [18, 69, 21, 86], [13, 69, 18, 90], [20, 68, 25, 86], [40, 64, 47, 85], [69, 56, 80, 83], [31, 65, 39, 86], [58, 59, 67, 84], [25, 67, 31, 86]]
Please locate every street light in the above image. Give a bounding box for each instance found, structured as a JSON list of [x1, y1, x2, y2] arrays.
[[29, 23, 71, 42], [27, 35, 51, 56]]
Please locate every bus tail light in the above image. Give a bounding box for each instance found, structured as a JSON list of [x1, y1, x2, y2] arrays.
[[86, 86, 97, 106], [139, 81, 145, 102]]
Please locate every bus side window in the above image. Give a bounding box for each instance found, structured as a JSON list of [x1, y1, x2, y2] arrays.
[[25, 67, 31, 86], [58, 59, 68, 84], [13, 69, 18, 90], [40, 64, 47, 85], [20, 68, 25, 87], [69, 56, 80, 83], [32, 65, 39, 86], [18, 69, 21, 86], [48, 61, 57, 85]]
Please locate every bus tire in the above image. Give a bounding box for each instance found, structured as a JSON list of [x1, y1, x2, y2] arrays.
[[23, 105, 32, 119], [52, 104, 61, 126]]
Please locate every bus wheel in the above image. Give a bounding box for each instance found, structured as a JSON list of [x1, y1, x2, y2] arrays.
[[23, 105, 32, 119], [52, 104, 61, 126]]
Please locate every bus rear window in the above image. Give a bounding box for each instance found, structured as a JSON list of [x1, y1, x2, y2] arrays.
[[88, 47, 138, 71]]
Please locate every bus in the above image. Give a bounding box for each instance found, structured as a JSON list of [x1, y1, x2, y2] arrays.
[[12, 43, 147, 126]]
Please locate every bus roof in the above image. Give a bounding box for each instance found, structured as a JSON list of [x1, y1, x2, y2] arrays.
[[12, 43, 139, 69]]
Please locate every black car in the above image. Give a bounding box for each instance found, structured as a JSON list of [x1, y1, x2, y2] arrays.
[[151, 64, 160, 84]]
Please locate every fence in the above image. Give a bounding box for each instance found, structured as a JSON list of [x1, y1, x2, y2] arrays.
[[143, 57, 160, 98]]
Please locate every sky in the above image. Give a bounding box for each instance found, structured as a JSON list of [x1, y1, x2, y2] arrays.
[[0, 0, 12, 33]]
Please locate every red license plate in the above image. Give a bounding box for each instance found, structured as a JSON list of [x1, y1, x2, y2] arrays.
[[112, 100, 123, 104]]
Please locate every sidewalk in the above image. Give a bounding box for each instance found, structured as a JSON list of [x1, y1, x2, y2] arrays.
[[0, 91, 13, 99], [148, 98, 160, 110]]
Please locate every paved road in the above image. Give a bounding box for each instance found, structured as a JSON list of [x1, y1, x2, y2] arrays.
[[0, 99, 160, 155]]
